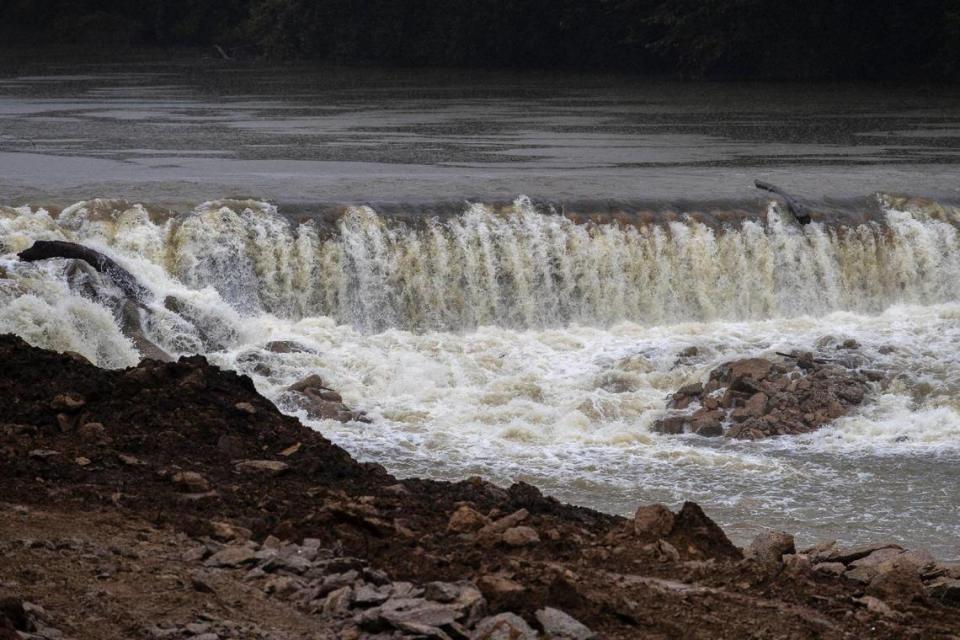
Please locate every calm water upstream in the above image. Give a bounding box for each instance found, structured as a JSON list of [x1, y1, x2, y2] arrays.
[[1, 55, 958, 557]]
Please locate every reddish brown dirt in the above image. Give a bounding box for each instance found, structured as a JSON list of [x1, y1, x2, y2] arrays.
[[2, 334, 959, 639]]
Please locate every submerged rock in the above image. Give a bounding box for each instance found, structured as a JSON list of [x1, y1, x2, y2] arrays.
[[283, 375, 369, 424]]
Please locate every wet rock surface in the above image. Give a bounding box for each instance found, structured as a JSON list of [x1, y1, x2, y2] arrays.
[[1, 334, 959, 639], [654, 351, 872, 438], [281, 374, 370, 424]]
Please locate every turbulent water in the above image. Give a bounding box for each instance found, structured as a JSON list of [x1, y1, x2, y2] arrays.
[[2, 195, 959, 557]]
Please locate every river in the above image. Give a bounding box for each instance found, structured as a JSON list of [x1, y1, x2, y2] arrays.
[[1, 54, 958, 558]]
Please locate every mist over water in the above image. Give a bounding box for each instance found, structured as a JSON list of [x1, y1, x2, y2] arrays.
[[2, 195, 959, 558]]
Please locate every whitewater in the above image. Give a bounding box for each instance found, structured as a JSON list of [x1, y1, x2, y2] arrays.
[[1, 195, 959, 557]]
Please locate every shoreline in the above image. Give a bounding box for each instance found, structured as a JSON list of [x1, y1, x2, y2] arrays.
[[2, 333, 958, 639]]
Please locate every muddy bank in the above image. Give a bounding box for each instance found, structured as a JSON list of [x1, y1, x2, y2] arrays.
[[1, 334, 959, 639]]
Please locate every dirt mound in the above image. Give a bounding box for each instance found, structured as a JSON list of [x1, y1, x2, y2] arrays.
[[2, 334, 959, 639]]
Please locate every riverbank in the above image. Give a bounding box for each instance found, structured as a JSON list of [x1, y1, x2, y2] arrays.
[[2, 333, 959, 639]]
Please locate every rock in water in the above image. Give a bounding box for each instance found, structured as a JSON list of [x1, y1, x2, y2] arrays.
[[283, 375, 368, 423], [653, 352, 870, 439]]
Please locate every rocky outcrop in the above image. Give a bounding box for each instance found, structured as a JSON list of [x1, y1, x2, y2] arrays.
[[654, 351, 871, 439]]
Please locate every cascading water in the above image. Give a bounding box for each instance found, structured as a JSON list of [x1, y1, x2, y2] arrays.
[[2, 194, 960, 556], [8, 195, 958, 334]]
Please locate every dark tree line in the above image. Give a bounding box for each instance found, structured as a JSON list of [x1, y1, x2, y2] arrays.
[[3, 0, 960, 79]]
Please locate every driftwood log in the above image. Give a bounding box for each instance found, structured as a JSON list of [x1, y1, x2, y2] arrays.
[[18, 240, 171, 361], [755, 181, 813, 225], [18, 240, 151, 301]]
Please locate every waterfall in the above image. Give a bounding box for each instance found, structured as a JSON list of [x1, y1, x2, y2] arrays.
[[2, 195, 959, 337]]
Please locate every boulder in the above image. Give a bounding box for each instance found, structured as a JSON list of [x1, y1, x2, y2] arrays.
[[321, 586, 352, 616], [855, 595, 898, 619], [535, 607, 595, 640], [723, 358, 774, 384], [204, 545, 257, 568], [782, 553, 811, 573], [265, 340, 316, 354], [478, 575, 525, 597], [633, 504, 675, 538], [827, 543, 903, 565], [234, 402, 257, 415], [424, 582, 460, 603], [353, 584, 391, 607], [670, 502, 743, 560], [653, 538, 680, 562], [210, 521, 250, 542], [746, 530, 795, 565], [926, 577, 960, 606], [847, 549, 905, 582], [472, 613, 537, 640], [691, 411, 723, 437], [56, 413, 78, 432], [62, 350, 93, 365], [283, 375, 366, 423], [448, 506, 490, 534], [654, 415, 687, 434], [894, 549, 936, 573], [77, 422, 108, 443], [234, 460, 289, 476], [502, 526, 540, 547], [172, 471, 210, 493], [288, 374, 342, 402], [50, 392, 85, 412], [813, 562, 846, 576], [380, 602, 458, 631], [477, 509, 529, 539], [743, 392, 769, 416], [865, 560, 926, 605]]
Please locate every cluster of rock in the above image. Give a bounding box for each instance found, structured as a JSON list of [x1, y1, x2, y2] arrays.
[[181, 527, 594, 640], [654, 351, 872, 439], [148, 619, 276, 640], [281, 374, 369, 424], [0, 597, 67, 640], [745, 529, 960, 613], [231, 339, 369, 424]]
